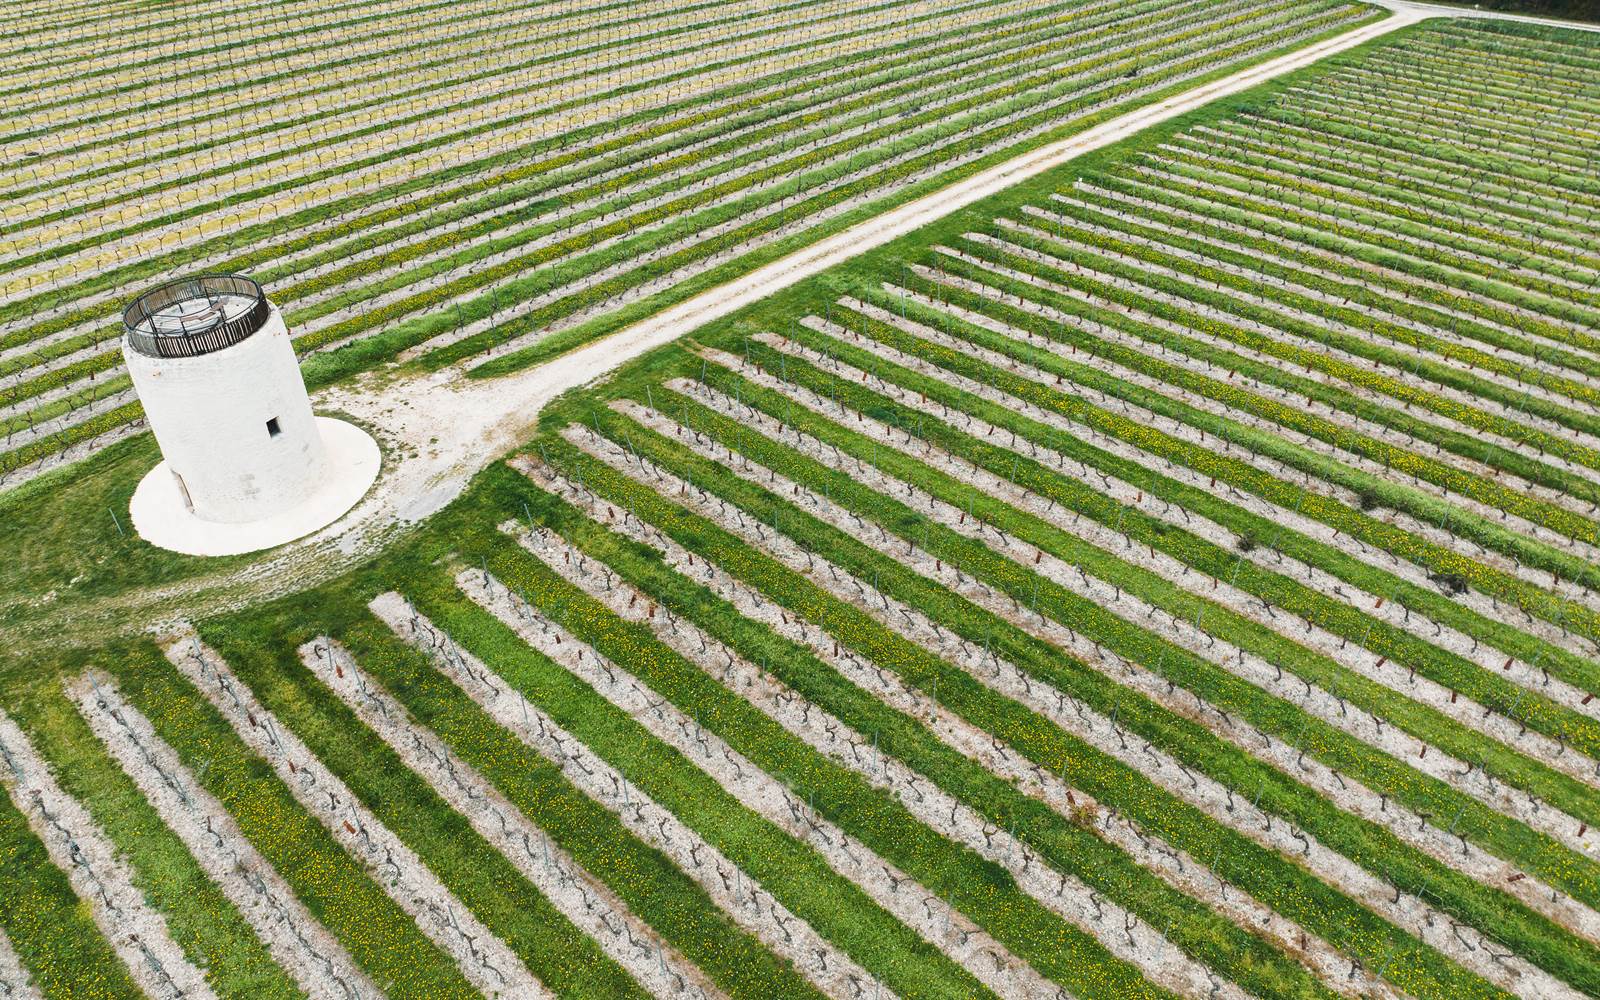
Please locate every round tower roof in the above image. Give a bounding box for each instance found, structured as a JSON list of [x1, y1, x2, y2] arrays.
[[123, 274, 271, 359]]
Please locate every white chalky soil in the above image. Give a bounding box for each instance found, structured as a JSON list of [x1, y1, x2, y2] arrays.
[[68, 674, 385, 1000], [0, 922, 39, 1000], [457, 566, 1075, 1000], [556, 422, 1582, 997], [509, 516, 1403, 999], [0, 709, 217, 1000], [164, 635, 548, 999], [364, 601, 904, 1000], [299, 632, 725, 1000]]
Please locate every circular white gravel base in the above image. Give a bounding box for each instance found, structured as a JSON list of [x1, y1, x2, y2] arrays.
[[129, 417, 380, 557]]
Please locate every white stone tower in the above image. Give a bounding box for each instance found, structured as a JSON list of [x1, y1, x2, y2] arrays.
[[123, 275, 325, 522], [123, 275, 379, 556]]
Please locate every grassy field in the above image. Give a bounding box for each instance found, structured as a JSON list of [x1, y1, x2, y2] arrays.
[[0, 0, 1374, 489], [6, 10, 1600, 1000]]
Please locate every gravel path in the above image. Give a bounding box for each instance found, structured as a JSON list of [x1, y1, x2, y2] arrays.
[[0, 0, 1069, 385], [975, 221, 1600, 471], [6, 6, 1417, 648], [1, 0, 1360, 498]]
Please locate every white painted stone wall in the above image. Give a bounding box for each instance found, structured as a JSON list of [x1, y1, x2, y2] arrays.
[[123, 303, 327, 523]]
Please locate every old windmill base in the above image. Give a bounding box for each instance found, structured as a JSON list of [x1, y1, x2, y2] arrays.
[[129, 416, 380, 557]]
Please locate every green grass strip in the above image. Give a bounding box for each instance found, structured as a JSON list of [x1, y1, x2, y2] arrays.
[[9, 664, 301, 998], [851, 273, 1600, 703], [895, 261, 1600, 628], [362, 571, 979, 999], [0, 772, 141, 1000], [104, 645, 481, 999], [540, 421, 1509, 999], [666, 348, 1600, 984], [195, 593, 652, 1000], [483, 514, 1212, 1000]]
